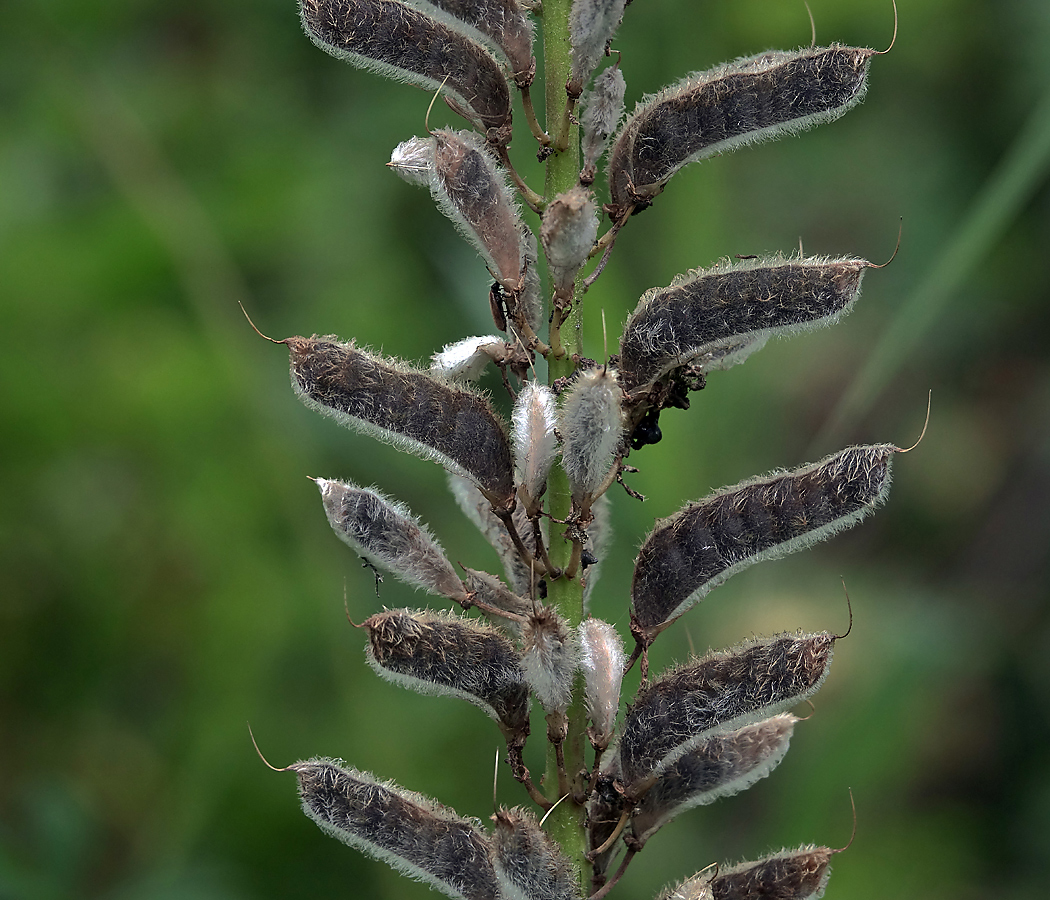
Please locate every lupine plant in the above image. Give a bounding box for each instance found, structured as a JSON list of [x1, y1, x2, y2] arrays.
[[258, 1, 902, 897]]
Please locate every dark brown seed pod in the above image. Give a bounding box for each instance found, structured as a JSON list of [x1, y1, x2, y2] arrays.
[[619, 255, 869, 394], [606, 45, 873, 219], [300, 0, 512, 134], [630, 714, 798, 847], [490, 807, 580, 900], [618, 633, 834, 789], [316, 478, 467, 601], [363, 608, 531, 745], [709, 845, 833, 900], [631, 445, 893, 643], [293, 758, 500, 900], [288, 335, 515, 506]]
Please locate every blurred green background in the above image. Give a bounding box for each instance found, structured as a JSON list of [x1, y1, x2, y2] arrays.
[[3, 1, 1049, 897]]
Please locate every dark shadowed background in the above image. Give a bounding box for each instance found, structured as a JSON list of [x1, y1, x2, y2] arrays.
[[2, 1, 1049, 898]]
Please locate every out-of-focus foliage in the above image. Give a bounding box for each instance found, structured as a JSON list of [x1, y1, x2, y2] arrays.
[[2, 1, 1048, 898]]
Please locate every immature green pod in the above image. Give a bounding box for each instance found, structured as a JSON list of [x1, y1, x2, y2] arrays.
[[559, 368, 625, 507], [490, 807, 580, 900], [568, 0, 629, 94], [580, 65, 627, 183], [363, 608, 531, 743], [655, 871, 715, 900], [540, 187, 599, 298], [631, 444, 893, 642], [300, 0, 512, 134], [709, 846, 834, 900], [630, 714, 798, 846], [619, 255, 869, 394], [512, 381, 559, 514], [288, 336, 515, 505], [606, 44, 873, 218], [315, 478, 467, 601], [618, 633, 833, 788], [578, 618, 625, 750], [294, 758, 499, 900]]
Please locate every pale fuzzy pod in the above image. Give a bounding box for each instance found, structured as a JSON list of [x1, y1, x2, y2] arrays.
[[540, 187, 599, 297], [618, 254, 869, 394], [631, 444, 894, 641], [432, 129, 523, 290], [709, 845, 834, 900], [288, 335, 515, 505], [568, 0, 629, 93], [559, 368, 624, 505], [389, 136, 434, 186], [299, 0, 511, 134], [461, 566, 532, 624], [511, 381, 558, 511], [581, 493, 612, 605], [490, 807, 580, 900], [630, 714, 799, 846], [447, 474, 536, 594], [294, 758, 500, 900], [617, 633, 834, 787], [510, 225, 543, 341], [363, 608, 531, 741], [431, 335, 506, 380], [606, 44, 873, 217], [316, 478, 466, 600], [521, 606, 577, 714], [580, 66, 627, 182], [578, 618, 625, 749], [655, 871, 715, 900]]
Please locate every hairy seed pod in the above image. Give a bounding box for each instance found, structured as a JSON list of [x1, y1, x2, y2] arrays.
[[300, 0, 512, 134], [363, 608, 531, 743], [316, 478, 467, 601], [618, 633, 834, 788], [431, 335, 505, 380], [448, 475, 536, 593], [288, 336, 515, 505], [656, 871, 716, 900], [569, 0, 629, 94], [582, 493, 612, 605], [512, 381, 559, 513], [541, 187, 599, 297], [578, 618, 625, 750], [606, 44, 873, 218], [490, 807, 580, 900], [619, 255, 869, 394], [432, 129, 523, 291], [294, 758, 499, 900], [510, 225, 543, 341], [631, 715, 798, 846], [461, 566, 532, 624], [521, 606, 577, 715], [405, 0, 534, 84], [581, 65, 627, 183], [389, 135, 434, 185], [709, 846, 833, 900], [631, 444, 893, 642], [559, 368, 625, 506]]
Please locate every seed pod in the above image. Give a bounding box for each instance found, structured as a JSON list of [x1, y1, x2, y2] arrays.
[[578, 618, 625, 750], [288, 336, 515, 505], [406, 0, 534, 85], [316, 478, 467, 601], [431, 335, 506, 381], [569, 0, 629, 94], [388, 135, 434, 186], [709, 846, 834, 900], [300, 0, 512, 134], [294, 758, 499, 900], [618, 633, 834, 788], [619, 255, 869, 394], [541, 187, 599, 298], [656, 871, 716, 900], [582, 493, 612, 605], [461, 566, 532, 624], [606, 44, 873, 218], [363, 608, 530, 743], [521, 605, 577, 715], [447, 474, 536, 594], [490, 807, 580, 900], [631, 444, 893, 642], [512, 381, 559, 514], [508, 224, 543, 343], [630, 714, 798, 846], [432, 129, 523, 292], [559, 368, 625, 507], [581, 65, 627, 183]]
